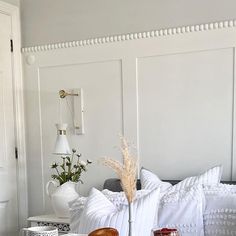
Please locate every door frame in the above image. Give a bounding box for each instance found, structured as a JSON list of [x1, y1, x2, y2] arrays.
[[0, 0, 28, 228]]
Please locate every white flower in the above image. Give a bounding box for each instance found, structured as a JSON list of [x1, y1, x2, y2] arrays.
[[79, 160, 86, 166]]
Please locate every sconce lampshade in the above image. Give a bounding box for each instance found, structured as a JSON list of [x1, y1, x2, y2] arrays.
[[53, 123, 71, 155]]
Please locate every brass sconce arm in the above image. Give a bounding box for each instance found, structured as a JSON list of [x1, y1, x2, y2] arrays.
[[59, 90, 79, 99], [58, 88, 84, 135]]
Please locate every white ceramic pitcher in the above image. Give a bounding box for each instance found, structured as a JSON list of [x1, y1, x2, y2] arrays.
[[46, 181, 79, 218]]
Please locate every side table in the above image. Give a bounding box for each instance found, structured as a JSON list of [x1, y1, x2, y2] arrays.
[[27, 214, 70, 235]]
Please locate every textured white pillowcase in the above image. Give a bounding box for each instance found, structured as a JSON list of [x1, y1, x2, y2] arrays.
[[76, 188, 160, 236], [140, 166, 222, 235], [69, 189, 150, 232], [69, 196, 87, 233], [172, 165, 223, 191], [157, 185, 205, 236], [140, 168, 172, 193], [203, 184, 236, 236], [70, 166, 222, 235], [141, 166, 222, 193], [101, 189, 150, 208]]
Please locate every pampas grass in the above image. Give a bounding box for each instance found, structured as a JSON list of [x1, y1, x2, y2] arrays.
[[101, 136, 137, 203]]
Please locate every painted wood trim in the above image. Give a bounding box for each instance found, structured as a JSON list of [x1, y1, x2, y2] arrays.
[[22, 19, 236, 53], [232, 48, 236, 180], [0, 0, 18, 12], [121, 58, 140, 176], [0, 0, 29, 228], [37, 69, 46, 212]]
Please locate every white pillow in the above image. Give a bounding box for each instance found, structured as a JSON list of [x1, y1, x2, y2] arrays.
[[75, 188, 160, 236], [203, 183, 236, 195], [156, 184, 205, 236], [140, 168, 172, 193], [102, 188, 150, 208], [69, 189, 150, 231], [203, 184, 236, 236], [69, 196, 87, 232], [172, 165, 223, 191]]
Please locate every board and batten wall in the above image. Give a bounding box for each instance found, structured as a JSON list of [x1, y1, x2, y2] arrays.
[[23, 20, 236, 216]]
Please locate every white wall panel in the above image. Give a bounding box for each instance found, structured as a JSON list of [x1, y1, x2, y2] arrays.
[[138, 49, 234, 180], [23, 22, 236, 216], [25, 60, 123, 215], [40, 61, 123, 213]]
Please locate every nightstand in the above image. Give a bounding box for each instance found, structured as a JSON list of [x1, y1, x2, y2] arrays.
[[27, 214, 70, 235]]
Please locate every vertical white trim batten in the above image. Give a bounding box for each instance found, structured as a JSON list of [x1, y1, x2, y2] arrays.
[[135, 58, 140, 178], [121, 57, 140, 176], [37, 68, 46, 211], [232, 48, 236, 180], [119, 59, 125, 136]]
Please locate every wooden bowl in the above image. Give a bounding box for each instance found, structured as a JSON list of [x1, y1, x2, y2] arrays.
[[88, 227, 119, 236]]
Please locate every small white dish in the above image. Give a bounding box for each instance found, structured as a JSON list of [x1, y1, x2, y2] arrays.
[[21, 226, 58, 236], [61, 234, 87, 236]]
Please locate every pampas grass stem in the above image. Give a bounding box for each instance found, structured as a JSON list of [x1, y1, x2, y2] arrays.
[[101, 136, 137, 203]]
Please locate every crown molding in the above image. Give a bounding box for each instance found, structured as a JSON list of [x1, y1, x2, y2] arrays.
[[22, 19, 236, 53]]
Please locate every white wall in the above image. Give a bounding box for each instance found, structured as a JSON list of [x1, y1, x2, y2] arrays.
[[23, 23, 236, 216], [21, 0, 236, 217], [2, 0, 19, 6], [21, 0, 236, 47]]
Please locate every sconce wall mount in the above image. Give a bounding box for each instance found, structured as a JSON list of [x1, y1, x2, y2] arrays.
[[59, 88, 84, 135]]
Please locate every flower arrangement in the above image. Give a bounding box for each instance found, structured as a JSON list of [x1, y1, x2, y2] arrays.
[[51, 148, 92, 185]]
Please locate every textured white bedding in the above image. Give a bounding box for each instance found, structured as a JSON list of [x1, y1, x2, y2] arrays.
[[69, 166, 236, 236]]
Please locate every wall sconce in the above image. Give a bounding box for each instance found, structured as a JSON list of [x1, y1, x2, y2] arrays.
[[59, 88, 84, 135], [53, 88, 84, 155], [53, 123, 71, 155]]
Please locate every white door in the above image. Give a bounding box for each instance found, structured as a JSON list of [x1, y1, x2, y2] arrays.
[[0, 11, 19, 236]]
